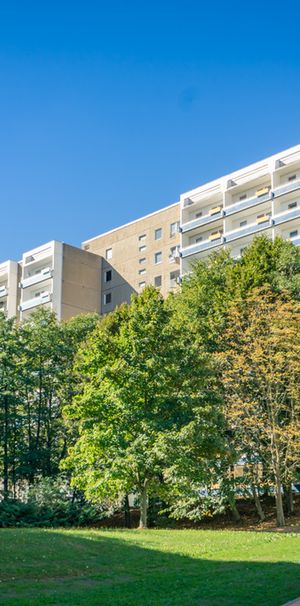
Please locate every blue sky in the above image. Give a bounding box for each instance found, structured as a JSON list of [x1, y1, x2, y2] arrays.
[[1, 0, 300, 261]]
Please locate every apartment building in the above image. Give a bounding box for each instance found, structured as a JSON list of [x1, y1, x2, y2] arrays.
[[1, 144, 300, 322], [82, 203, 180, 314], [0, 241, 102, 322], [0, 260, 20, 319], [180, 144, 300, 273]]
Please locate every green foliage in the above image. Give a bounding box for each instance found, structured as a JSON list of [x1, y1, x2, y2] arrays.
[[63, 286, 223, 527]]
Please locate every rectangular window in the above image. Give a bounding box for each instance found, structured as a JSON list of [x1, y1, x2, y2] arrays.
[[139, 281, 146, 289], [139, 245, 146, 252], [289, 230, 298, 238], [154, 252, 162, 264], [196, 236, 203, 243], [139, 268, 146, 275], [195, 212, 202, 218], [240, 247, 247, 255], [288, 201, 297, 209], [155, 228, 162, 240], [288, 174, 297, 182], [106, 248, 112, 260], [240, 220, 247, 227], [169, 245, 179, 261], [154, 275, 162, 287], [105, 270, 112, 282], [139, 234, 146, 241], [104, 292, 112, 305], [139, 257, 146, 264], [170, 222, 179, 237], [239, 194, 247, 201], [170, 270, 180, 286]]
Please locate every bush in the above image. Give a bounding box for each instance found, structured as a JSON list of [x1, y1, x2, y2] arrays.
[[0, 476, 107, 528]]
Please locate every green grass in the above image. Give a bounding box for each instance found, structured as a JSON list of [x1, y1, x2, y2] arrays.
[[0, 528, 299, 605]]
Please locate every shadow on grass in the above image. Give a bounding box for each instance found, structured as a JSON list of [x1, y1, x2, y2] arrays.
[[0, 528, 299, 606]]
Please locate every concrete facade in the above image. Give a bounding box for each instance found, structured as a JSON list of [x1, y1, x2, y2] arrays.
[[82, 203, 180, 314]]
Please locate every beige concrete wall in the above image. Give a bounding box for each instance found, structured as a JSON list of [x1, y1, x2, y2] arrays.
[[61, 244, 102, 320], [82, 203, 180, 313]]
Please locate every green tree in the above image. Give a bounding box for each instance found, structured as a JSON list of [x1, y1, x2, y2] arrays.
[[218, 287, 300, 527], [64, 287, 221, 528]]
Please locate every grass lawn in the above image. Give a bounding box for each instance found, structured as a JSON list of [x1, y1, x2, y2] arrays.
[[0, 528, 299, 605]]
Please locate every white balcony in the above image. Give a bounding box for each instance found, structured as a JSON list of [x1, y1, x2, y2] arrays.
[[20, 292, 52, 312], [273, 179, 300, 198], [0, 286, 8, 299], [21, 267, 53, 289], [181, 209, 223, 233], [181, 235, 224, 258], [225, 217, 273, 243], [225, 190, 271, 217], [273, 206, 300, 227]]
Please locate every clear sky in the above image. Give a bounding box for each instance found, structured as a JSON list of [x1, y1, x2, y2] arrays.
[[1, 0, 300, 261]]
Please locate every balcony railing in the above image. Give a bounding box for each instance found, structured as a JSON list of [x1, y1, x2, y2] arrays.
[[273, 179, 300, 198], [0, 286, 8, 299], [181, 210, 223, 233], [225, 218, 273, 243], [20, 292, 52, 312], [225, 191, 271, 217], [273, 206, 300, 226], [181, 236, 224, 258], [21, 267, 53, 289]]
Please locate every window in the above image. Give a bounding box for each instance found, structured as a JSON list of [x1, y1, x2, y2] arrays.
[[155, 228, 162, 240], [139, 234, 146, 241], [154, 252, 162, 264], [195, 212, 202, 218], [139, 281, 146, 289], [104, 292, 112, 305], [195, 236, 203, 243], [106, 248, 112, 260], [239, 194, 247, 201], [169, 245, 179, 261], [139, 245, 146, 253], [139, 268, 146, 275], [170, 222, 179, 237], [240, 220, 247, 227], [139, 257, 146, 264], [288, 174, 297, 182], [154, 275, 162, 287], [289, 230, 298, 238], [170, 270, 180, 287], [240, 247, 247, 255], [105, 270, 112, 282], [288, 201, 297, 209]]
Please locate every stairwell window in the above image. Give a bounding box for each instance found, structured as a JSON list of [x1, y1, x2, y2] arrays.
[[104, 292, 112, 305], [170, 222, 179, 237], [155, 228, 162, 240], [154, 252, 162, 264], [106, 248, 112, 260]]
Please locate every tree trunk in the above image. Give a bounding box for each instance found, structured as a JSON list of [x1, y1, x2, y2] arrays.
[[251, 485, 265, 522], [275, 474, 285, 527], [284, 483, 294, 516], [139, 486, 148, 529], [3, 395, 9, 499], [230, 500, 241, 522], [124, 494, 131, 528]]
